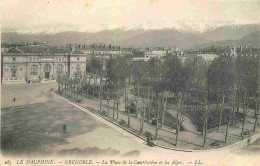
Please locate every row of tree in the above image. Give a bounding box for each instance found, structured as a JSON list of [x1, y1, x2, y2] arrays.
[[84, 54, 259, 126], [57, 53, 259, 145]]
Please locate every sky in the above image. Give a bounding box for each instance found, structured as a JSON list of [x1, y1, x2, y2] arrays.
[[1, 0, 260, 34]]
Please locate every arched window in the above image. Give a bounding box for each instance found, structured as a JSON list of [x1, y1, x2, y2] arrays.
[[44, 64, 51, 72], [31, 65, 38, 75], [57, 64, 63, 74]]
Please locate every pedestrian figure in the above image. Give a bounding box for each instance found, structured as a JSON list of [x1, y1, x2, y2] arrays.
[[13, 97, 16, 102], [63, 124, 66, 134]]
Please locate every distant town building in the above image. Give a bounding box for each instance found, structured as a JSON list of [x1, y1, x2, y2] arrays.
[[197, 53, 219, 64], [133, 47, 183, 61], [221, 46, 260, 58], [71, 44, 133, 59]]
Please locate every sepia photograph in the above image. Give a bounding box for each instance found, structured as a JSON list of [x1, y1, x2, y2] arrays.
[[0, 0, 260, 165]]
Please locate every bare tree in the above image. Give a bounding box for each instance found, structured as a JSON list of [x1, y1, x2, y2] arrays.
[[218, 95, 225, 130], [203, 93, 208, 147], [161, 91, 168, 127], [175, 93, 183, 146]]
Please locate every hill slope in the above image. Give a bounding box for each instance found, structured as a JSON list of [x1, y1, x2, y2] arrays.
[[195, 31, 260, 49], [201, 24, 260, 41], [1, 29, 209, 49], [2, 24, 260, 49]]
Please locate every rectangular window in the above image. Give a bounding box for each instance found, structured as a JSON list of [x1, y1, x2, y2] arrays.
[[77, 57, 80, 61], [13, 57, 16, 61], [31, 65, 38, 75]]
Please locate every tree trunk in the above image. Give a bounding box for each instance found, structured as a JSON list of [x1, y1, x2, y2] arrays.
[[253, 115, 258, 132], [148, 89, 154, 123], [241, 96, 246, 139], [255, 97, 258, 118], [203, 93, 208, 147], [125, 83, 127, 112], [176, 94, 183, 145], [245, 96, 249, 115], [162, 93, 168, 127], [136, 83, 140, 117], [176, 112, 179, 146], [92, 77, 95, 98], [146, 87, 151, 122], [203, 118, 208, 147], [99, 78, 102, 111], [116, 82, 119, 121], [58, 79, 60, 93], [82, 79, 84, 99], [241, 115, 245, 139], [237, 97, 240, 113], [218, 95, 225, 130], [70, 79, 73, 98], [107, 95, 110, 117], [225, 116, 230, 143], [113, 99, 116, 119], [232, 88, 236, 126], [155, 96, 160, 140], [141, 106, 146, 133], [86, 77, 89, 97]]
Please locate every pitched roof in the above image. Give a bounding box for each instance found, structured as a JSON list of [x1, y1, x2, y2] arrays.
[[74, 45, 133, 51], [19, 46, 48, 54], [71, 49, 85, 55], [3, 46, 73, 55], [4, 47, 24, 54], [49, 47, 71, 54]]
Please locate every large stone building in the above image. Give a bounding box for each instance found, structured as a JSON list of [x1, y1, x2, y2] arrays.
[[132, 47, 183, 61], [2, 44, 88, 83], [76, 44, 133, 59]]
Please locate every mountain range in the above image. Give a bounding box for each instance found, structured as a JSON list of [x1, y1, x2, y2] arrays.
[[2, 24, 260, 50]]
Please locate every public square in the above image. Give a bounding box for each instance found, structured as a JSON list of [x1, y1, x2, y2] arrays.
[[1, 82, 151, 157], [1, 82, 260, 161]]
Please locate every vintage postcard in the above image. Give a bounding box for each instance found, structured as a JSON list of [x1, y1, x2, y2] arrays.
[[1, 0, 259, 166]]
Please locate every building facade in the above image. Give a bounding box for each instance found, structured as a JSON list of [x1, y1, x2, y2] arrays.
[[221, 46, 260, 58], [2, 45, 88, 83], [70, 44, 133, 59], [133, 47, 183, 61]]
